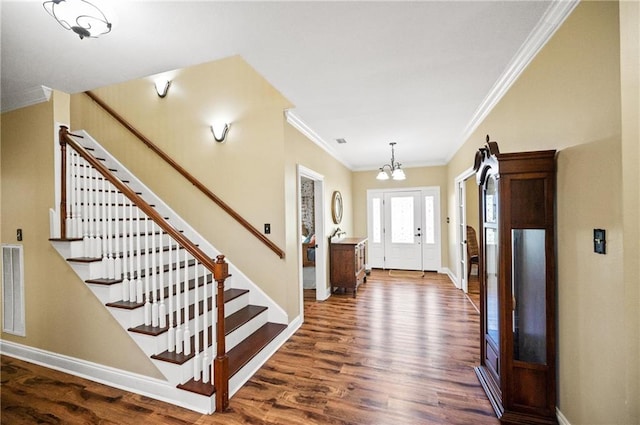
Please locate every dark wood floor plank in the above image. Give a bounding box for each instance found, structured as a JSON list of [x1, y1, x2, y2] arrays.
[[1, 270, 498, 424]]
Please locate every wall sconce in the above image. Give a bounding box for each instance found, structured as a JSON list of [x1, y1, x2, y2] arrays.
[[376, 142, 406, 181], [43, 0, 112, 39], [210, 123, 231, 143], [154, 79, 171, 98]]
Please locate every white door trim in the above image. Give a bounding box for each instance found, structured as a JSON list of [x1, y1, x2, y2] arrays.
[[454, 167, 476, 292]]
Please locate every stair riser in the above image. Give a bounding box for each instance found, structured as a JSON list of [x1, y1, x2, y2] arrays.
[[152, 347, 216, 385], [107, 305, 144, 329], [87, 282, 122, 304], [50, 239, 85, 258], [226, 310, 268, 351], [224, 293, 249, 317]]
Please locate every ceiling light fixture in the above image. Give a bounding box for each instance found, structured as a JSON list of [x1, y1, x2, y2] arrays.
[[376, 142, 406, 181], [43, 0, 112, 40], [210, 123, 231, 143], [154, 79, 171, 98]]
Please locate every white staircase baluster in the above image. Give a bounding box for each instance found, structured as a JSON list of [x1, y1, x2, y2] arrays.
[[135, 207, 143, 304], [167, 240, 175, 351], [114, 192, 122, 279], [202, 268, 210, 384], [73, 152, 82, 239], [106, 181, 115, 279], [82, 159, 90, 256], [183, 250, 191, 355], [121, 195, 130, 301], [144, 216, 151, 326], [65, 147, 73, 238], [129, 201, 136, 302], [175, 243, 183, 354], [151, 221, 159, 327], [101, 176, 109, 276], [193, 259, 201, 381], [93, 169, 102, 259], [69, 151, 76, 238], [158, 224, 166, 328], [88, 168, 96, 257]]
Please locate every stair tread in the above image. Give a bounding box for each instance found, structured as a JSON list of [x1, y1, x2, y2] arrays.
[[151, 350, 194, 365], [225, 305, 267, 335], [176, 375, 215, 397], [225, 288, 249, 302], [86, 278, 123, 285], [228, 322, 287, 377], [67, 256, 101, 263], [106, 300, 143, 310]]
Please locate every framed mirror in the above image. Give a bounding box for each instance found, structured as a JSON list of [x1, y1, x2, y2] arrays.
[[331, 191, 343, 224]]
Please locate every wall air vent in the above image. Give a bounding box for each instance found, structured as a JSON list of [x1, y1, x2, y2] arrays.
[[2, 244, 25, 336]]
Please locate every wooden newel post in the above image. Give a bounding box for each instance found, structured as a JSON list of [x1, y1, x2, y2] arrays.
[[59, 126, 69, 239], [213, 255, 230, 412]]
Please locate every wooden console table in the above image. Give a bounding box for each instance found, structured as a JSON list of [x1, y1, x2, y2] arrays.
[[330, 237, 367, 297]]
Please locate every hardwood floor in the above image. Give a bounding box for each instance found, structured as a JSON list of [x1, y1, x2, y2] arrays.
[[1, 270, 498, 425]]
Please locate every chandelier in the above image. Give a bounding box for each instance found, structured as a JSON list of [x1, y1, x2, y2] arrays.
[[43, 0, 112, 40], [376, 142, 406, 181]]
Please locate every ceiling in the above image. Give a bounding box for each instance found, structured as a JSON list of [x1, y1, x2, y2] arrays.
[[1, 1, 576, 170]]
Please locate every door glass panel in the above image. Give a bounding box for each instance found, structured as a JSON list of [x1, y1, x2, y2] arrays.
[[512, 229, 547, 364], [391, 196, 414, 244], [372, 198, 381, 243], [485, 227, 499, 345], [485, 176, 497, 223], [424, 195, 435, 244]]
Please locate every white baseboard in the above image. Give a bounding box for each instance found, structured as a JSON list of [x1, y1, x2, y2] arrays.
[[441, 267, 460, 288], [0, 339, 214, 414], [557, 408, 571, 425]]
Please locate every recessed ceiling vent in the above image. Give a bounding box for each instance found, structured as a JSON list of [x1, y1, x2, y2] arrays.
[[336, 138, 347, 144]]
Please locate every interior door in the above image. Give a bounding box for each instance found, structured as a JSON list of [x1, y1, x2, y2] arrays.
[[457, 178, 468, 291], [384, 191, 422, 270], [422, 188, 441, 271]]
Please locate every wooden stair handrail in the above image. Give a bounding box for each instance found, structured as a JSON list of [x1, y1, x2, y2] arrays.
[[84, 91, 285, 259], [59, 126, 230, 409]]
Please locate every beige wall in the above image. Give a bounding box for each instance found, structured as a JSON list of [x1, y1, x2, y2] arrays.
[[446, 2, 638, 423], [284, 124, 354, 298], [465, 177, 479, 242], [0, 93, 163, 378], [71, 56, 301, 318], [352, 166, 449, 270]]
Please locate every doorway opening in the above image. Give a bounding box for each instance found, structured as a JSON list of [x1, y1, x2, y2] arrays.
[[297, 166, 328, 318]]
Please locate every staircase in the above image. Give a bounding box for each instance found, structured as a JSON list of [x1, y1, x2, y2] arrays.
[[49, 128, 288, 414]]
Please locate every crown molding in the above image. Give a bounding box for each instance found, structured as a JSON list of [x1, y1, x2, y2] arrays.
[[1, 85, 53, 113], [450, 0, 580, 162], [285, 110, 353, 170]]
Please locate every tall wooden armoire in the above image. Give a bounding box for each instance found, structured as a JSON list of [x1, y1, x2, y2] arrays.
[[473, 137, 558, 425]]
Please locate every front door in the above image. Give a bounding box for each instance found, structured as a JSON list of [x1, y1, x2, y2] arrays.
[[383, 191, 422, 270], [368, 187, 441, 271]]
